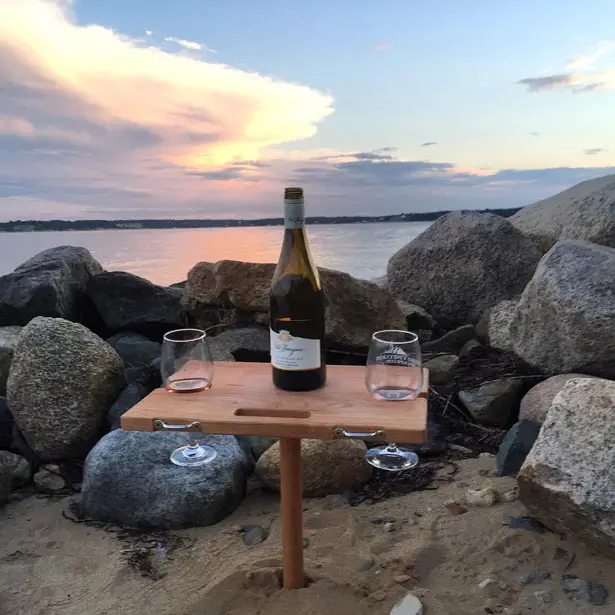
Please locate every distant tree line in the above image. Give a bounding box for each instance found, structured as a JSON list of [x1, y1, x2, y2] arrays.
[[0, 207, 522, 232]]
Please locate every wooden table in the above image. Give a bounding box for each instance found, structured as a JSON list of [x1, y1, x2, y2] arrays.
[[121, 362, 428, 589]]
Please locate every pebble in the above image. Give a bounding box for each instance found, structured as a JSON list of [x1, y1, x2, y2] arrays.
[[448, 443, 473, 455], [444, 499, 468, 516], [390, 592, 423, 615], [242, 525, 269, 546], [371, 590, 387, 602], [357, 557, 375, 572], [500, 487, 519, 503], [383, 522, 396, 533], [563, 575, 609, 606], [478, 578, 499, 597], [303, 537, 310, 548], [33, 465, 65, 491], [533, 590, 553, 605], [393, 574, 411, 584], [370, 515, 395, 525], [466, 487, 500, 507]]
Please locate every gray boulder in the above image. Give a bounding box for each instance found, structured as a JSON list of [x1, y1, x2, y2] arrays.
[[106, 331, 161, 368], [107, 381, 151, 430], [496, 420, 541, 476], [0, 451, 31, 504], [511, 174, 615, 252], [510, 240, 615, 378], [396, 300, 436, 331], [87, 271, 186, 339], [459, 378, 524, 428], [483, 299, 518, 351], [0, 397, 13, 450], [7, 317, 125, 461], [422, 325, 476, 355], [423, 354, 458, 386], [518, 378, 615, 553], [210, 327, 270, 360], [0, 326, 22, 395], [0, 246, 103, 326], [387, 211, 542, 329], [519, 374, 593, 424], [81, 430, 248, 529]]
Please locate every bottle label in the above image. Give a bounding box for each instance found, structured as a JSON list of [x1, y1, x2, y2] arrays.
[[284, 199, 305, 229], [270, 328, 321, 370]]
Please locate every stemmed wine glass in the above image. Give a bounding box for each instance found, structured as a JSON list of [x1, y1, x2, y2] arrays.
[[365, 330, 423, 471], [160, 328, 216, 467]]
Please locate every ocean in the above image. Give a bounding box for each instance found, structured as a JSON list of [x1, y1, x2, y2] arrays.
[[0, 221, 431, 285]]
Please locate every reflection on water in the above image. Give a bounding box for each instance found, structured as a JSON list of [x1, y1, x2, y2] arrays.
[[0, 222, 431, 285]]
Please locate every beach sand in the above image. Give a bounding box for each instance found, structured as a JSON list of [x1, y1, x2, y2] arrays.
[[0, 455, 612, 615]]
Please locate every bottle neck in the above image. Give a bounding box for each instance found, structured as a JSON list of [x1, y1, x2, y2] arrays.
[[284, 199, 305, 229]]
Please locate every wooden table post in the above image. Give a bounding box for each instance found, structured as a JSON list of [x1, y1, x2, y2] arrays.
[[279, 437, 304, 589]]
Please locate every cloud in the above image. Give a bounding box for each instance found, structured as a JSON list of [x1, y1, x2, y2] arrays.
[[164, 36, 217, 54], [584, 148, 607, 155], [421, 141, 437, 147], [529, 132, 540, 137], [373, 42, 392, 52], [568, 42, 613, 70], [145, 30, 152, 37]]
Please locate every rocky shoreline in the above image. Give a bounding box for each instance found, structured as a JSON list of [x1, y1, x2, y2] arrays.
[[1, 175, 615, 613]]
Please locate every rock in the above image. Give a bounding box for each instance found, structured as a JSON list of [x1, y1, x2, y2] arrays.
[[211, 327, 270, 361], [478, 578, 499, 597], [106, 332, 161, 368], [390, 592, 423, 615], [423, 354, 458, 386], [484, 300, 518, 351], [87, 271, 186, 338], [459, 378, 524, 428], [33, 464, 65, 491], [510, 174, 615, 252], [562, 574, 608, 606], [0, 246, 103, 326], [500, 487, 519, 503], [358, 557, 375, 572], [255, 439, 372, 498], [125, 359, 162, 390], [370, 275, 388, 288], [466, 487, 500, 507], [387, 211, 542, 329], [511, 240, 615, 378], [422, 325, 476, 354], [206, 337, 236, 362], [383, 522, 396, 533], [236, 436, 278, 463], [7, 317, 125, 461], [243, 525, 269, 546], [519, 374, 593, 424], [0, 397, 13, 450], [0, 326, 22, 395], [107, 381, 151, 430], [518, 377, 615, 554], [396, 300, 435, 331], [0, 451, 31, 500], [496, 420, 541, 477], [533, 590, 553, 605], [81, 430, 247, 529], [459, 339, 481, 357]]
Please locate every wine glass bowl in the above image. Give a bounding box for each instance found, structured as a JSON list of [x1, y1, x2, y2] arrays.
[[364, 329, 423, 472]]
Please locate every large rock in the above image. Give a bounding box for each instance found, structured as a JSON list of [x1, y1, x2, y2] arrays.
[[255, 439, 372, 498], [482, 300, 517, 351], [0, 246, 103, 326], [0, 397, 13, 450], [210, 327, 270, 361], [496, 420, 541, 476], [87, 271, 186, 339], [184, 261, 405, 350], [423, 354, 458, 386], [422, 325, 476, 355], [511, 174, 615, 252], [519, 374, 593, 424], [0, 326, 22, 395], [107, 381, 151, 430], [7, 317, 125, 461], [0, 451, 31, 504], [106, 332, 161, 368], [518, 378, 615, 553], [510, 240, 615, 378], [81, 430, 248, 529], [387, 212, 542, 329], [458, 378, 524, 428]]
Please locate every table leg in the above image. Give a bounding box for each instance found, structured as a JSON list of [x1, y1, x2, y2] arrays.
[[279, 437, 304, 589]]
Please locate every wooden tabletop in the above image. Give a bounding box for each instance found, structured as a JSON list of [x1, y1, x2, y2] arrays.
[[121, 362, 428, 443]]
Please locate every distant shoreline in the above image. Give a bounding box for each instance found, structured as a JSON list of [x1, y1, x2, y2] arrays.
[[0, 207, 521, 233]]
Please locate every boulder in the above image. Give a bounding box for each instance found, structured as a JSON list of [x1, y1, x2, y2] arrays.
[[255, 439, 372, 498], [396, 300, 436, 331], [458, 378, 524, 428], [210, 327, 270, 361], [0, 451, 31, 504], [510, 174, 615, 252], [510, 240, 615, 378], [496, 420, 541, 476], [518, 378, 615, 553], [483, 300, 518, 351], [0, 397, 13, 450], [107, 381, 151, 430], [106, 332, 161, 368], [0, 246, 103, 326], [422, 325, 476, 355], [423, 354, 458, 386], [7, 317, 125, 461], [87, 271, 186, 339], [519, 374, 593, 424], [81, 430, 248, 529], [387, 211, 542, 329], [237, 436, 278, 462], [0, 326, 22, 395]]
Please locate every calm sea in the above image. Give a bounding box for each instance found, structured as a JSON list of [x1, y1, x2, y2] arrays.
[[0, 221, 431, 285]]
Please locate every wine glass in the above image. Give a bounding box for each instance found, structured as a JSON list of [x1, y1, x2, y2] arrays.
[[365, 330, 423, 471], [160, 328, 216, 466]]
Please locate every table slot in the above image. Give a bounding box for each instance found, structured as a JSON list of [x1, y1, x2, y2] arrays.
[[234, 408, 311, 419]]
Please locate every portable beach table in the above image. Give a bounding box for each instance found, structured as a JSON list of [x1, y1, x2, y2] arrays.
[[121, 362, 428, 589]]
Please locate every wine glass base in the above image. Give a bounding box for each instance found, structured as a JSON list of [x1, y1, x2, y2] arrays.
[[170, 444, 217, 467], [365, 446, 418, 471]]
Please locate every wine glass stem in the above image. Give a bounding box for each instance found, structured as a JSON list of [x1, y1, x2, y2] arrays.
[[386, 443, 399, 452]]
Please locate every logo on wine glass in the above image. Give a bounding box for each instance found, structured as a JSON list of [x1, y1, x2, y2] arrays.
[[278, 330, 294, 343]]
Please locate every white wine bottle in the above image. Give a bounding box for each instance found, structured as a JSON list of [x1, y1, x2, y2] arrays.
[[269, 187, 326, 391]]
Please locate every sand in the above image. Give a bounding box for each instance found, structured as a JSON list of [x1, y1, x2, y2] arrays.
[[1, 455, 613, 615]]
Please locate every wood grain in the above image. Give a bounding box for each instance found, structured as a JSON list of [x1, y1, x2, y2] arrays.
[[121, 362, 428, 444]]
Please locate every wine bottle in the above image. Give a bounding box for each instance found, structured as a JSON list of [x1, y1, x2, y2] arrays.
[[270, 187, 326, 391]]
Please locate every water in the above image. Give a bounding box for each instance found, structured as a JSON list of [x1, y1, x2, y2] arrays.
[[0, 221, 431, 284]]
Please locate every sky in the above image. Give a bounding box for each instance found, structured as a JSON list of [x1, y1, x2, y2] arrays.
[[1, 0, 615, 220]]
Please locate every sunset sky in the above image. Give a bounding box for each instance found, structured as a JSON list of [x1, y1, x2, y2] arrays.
[[1, 0, 614, 220]]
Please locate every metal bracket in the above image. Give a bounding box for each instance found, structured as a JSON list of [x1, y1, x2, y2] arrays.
[[153, 419, 201, 431], [333, 427, 385, 439]]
